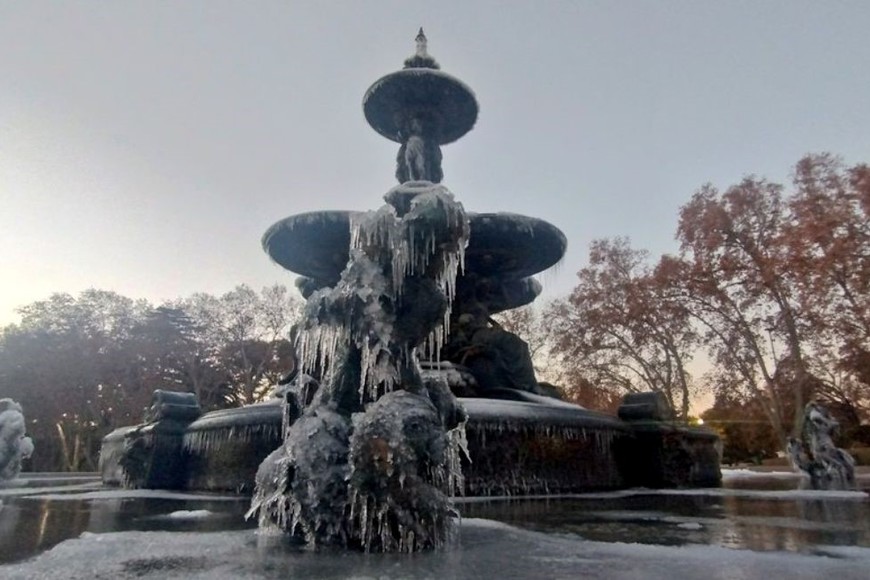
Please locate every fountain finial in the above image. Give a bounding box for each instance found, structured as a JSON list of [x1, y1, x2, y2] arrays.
[[404, 28, 439, 69], [415, 28, 428, 56]]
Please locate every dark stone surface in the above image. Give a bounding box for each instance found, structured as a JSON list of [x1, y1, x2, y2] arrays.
[[261, 211, 566, 288], [183, 402, 284, 493], [103, 394, 721, 494], [461, 213, 566, 279], [447, 325, 541, 395], [615, 393, 721, 488], [616, 422, 722, 488], [100, 390, 202, 490], [100, 421, 191, 490], [462, 276, 542, 314], [618, 392, 674, 422], [463, 425, 627, 495], [461, 397, 629, 495], [144, 390, 201, 423], [261, 210, 352, 286], [170, 396, 646, 495], [363, 68, 478, 145]]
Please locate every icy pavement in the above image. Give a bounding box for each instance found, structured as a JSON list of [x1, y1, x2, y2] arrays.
[[1, 472, 869, 578], [1, 519, 869, 580]]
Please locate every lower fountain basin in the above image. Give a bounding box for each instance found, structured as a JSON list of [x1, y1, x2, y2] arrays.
[[100, 393, 721, 495]]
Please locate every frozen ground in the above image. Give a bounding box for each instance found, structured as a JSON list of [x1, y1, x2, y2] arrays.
[[1, 471, 869, 579], [1, 519, 869, 580]]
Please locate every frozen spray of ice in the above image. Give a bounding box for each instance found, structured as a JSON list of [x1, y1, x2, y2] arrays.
[[248, 182, 470, 552], [788, 401, 857, 490]]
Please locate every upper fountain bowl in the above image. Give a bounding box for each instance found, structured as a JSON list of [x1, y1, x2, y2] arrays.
[[363, 68, 478, 145]]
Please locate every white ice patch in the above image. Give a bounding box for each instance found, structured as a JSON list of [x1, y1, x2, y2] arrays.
[[722, 468, 804, 480], [165, 510, 214, 520], [677, 522, 703, 530]]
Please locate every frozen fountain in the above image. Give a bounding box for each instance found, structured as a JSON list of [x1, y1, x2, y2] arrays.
[[99, 32, 721, 538]]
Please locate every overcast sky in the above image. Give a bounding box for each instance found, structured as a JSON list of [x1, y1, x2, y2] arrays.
[[2, 1, 869, 326]]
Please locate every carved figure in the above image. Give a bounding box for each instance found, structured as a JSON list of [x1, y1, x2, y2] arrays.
[[0, 398, 34, 481], [448, 314, 541, 395], [787, 401, 856, 490], [396, 118, 443, 183], [444, 276, 546, 396]]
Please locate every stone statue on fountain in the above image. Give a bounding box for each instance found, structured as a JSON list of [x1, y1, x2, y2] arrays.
[[787, 401, 857, 490], [396, 117, 443, 184], [0, 399, 34, 482]]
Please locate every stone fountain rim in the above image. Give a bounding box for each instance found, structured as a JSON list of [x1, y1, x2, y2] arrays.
[[262, 209, 567, 281], [183, 396, 630, 434], [363, 67, 479, 145]]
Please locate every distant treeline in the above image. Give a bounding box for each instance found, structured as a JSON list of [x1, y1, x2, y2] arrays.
[[496, 154, 870, 463], [3, 154, 868, 471], [0, 285, 299, 471]]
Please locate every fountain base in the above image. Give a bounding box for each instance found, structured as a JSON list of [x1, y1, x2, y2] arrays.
[[100, 391, 721, 495]]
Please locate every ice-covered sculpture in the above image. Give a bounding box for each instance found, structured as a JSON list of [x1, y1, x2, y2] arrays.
[[0, 399, 34, 481], [787, 401, 856, 490], [249, 181, 470, 550], [247, 31, 480, 552]]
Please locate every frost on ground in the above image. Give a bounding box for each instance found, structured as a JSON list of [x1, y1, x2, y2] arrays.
[[677, 522, 704, 530], [164, 510, 214, 520], [2, 519, 870, 580], [722, 468, 804, 479]]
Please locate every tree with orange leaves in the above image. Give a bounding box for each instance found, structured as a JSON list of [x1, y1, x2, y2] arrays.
[[673, 154, 869, 447], [549, 238, 698, 419], [784, 154, 870, 429]]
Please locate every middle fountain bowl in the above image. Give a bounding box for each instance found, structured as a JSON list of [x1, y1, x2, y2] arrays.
[[262, 209, 567, 313]]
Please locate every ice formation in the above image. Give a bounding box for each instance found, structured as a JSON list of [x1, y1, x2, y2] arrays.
[[787, 402, 857, 490], [248, 181, 470, 551], [0, 399, 34, 481]]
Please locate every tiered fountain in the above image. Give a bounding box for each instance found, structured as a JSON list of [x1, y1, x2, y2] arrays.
[[100, 31, 721, 550]]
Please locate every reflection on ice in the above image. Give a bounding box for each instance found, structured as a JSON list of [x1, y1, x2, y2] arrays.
[[163, 510, 214, 520]]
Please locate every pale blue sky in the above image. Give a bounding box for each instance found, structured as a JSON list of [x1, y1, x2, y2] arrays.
[[2, 1, 869, 325]]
